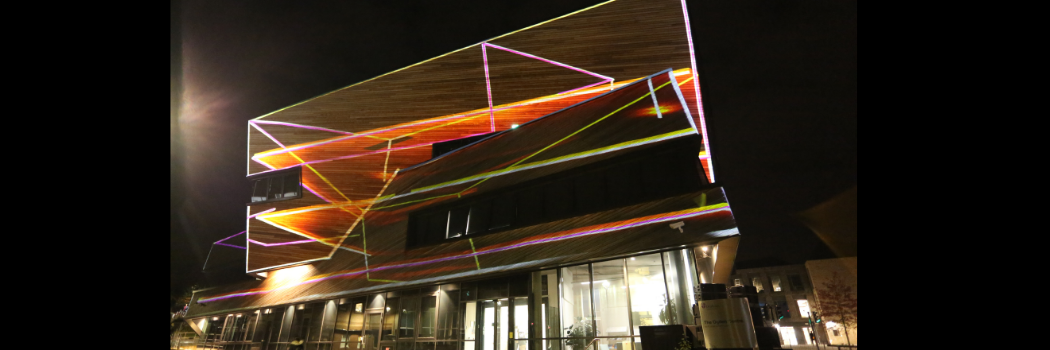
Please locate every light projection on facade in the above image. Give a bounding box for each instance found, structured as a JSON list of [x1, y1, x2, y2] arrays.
[[189, 0, 736, 318]]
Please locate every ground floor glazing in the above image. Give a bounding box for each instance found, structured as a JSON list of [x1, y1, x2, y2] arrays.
[[171, 248, 702, 350]]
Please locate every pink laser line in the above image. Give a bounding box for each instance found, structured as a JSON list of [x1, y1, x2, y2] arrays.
[[679, 0, 714, 182], [252, 120, 356, 135], [557, 79, 612, 95], [483, 43, 613, 82], [247, 208, 276, 220], [200, 205, 731, 303], [482, 44, 495, 132], [249, 121, 287, 148], [251, 79, 616, 161], [261, 132, 492, 171], [215, 231, 245, 244], [248, 238, 322, 247], [301, 183, 333, 203], [251, 109, 493, 159]]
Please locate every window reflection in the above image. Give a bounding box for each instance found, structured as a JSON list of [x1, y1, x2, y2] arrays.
[[752, 276, 765, 292], [560, 264, 593, 348], [663, 250, 696, 325], [592, 259, 630, 338], [626, 253, 669, 335], [436, 284, 460, 340]]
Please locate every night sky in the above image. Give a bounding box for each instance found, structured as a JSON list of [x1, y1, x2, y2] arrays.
[[170, 0, 856, 299]]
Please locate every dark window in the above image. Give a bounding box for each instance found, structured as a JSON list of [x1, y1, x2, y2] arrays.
[[544, 178, 574, 217], [248, 167, 302, 204], [516, 190, 544, 226], [788, 274, 805, 292], [466, 200, 492, 235], [606, 160, 642, 208], [574, 173, 605, 213], [425, 213, 448, 245], [283, 174, 300, 198], [252, 178, 270, 202], [447, 207, 469, 239], [490, 195, 515, 230]]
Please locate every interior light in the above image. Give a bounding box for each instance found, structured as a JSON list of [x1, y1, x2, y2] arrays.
[[602, 281, 610, 288], [511, 124, 519, 129], [701, 246, 709, 252], [212, 317, 219, 321], [236, 314, 242, 317], [631, 257, 636, 261]]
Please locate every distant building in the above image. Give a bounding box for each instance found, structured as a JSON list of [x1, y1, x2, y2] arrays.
[[729, 256, 858, 347], [806, 257, 857, 346], [729, 264, 818, 347]]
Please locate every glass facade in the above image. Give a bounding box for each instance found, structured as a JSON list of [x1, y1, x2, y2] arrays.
[[172, 249, 700, 350]]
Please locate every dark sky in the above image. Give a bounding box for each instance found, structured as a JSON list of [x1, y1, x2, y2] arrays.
[[170, 0, 856, 296]]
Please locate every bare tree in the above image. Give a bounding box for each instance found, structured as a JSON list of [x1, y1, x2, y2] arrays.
[[813, 272, 857, 346]]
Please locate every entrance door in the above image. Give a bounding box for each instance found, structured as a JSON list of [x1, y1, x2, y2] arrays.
[[476, 299, 510, 350]]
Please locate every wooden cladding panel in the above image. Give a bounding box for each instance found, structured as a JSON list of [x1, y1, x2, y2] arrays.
[[487, 0, 692, 82], [254, 45, 490, 135], [249, 0, 697, 175]]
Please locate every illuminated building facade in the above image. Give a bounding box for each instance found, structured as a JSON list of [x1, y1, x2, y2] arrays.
[[172, 0, 745, 349], [729, 265, 820, 347]]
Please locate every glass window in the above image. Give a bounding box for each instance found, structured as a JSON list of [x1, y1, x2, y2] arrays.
[[251, 308, 284, 349], [400, 295, 420, 338], [461, 300, 478, 348], [320, 300, 338, 344], [771, 276, 783, 292], [335, 297, 366, 349], [516, 190, 544, 226], [663, 249, 697, 325], [560, 264, 593, 343], [796, 299, 811, 318], [774, 297, 790, 319], [466, 200, 492, 235], [536, 269, 560, 348], [734, 278, 742, 287], [513, 297, 528, 341], [383, 297, 400, 341], [287, 303, 324, 345], [447, 207, 469, 239], [267, 177, 284, 200], [499, 299, 510, 350], [752, 276, 765, 292], [788, 274, 805, 292], [420, 295, 437, 338], [365, 311, 383, 349], [437, 284, 460, 340], [489, 195, 515, 230], [626, 253, 668, 335], [283, 173, 300, 198], [252, 178, 270, 202], [592, 259, 630, 338]]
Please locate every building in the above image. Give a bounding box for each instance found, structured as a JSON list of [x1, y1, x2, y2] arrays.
[[729, 257, 858, 347], [171, 0, 745, 349], [805, 257, 857, 346], [729, 265, 818, 347]]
